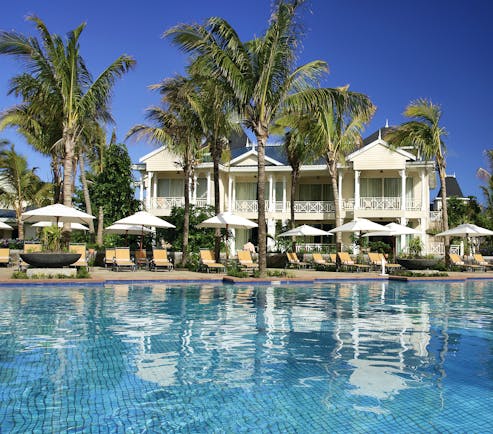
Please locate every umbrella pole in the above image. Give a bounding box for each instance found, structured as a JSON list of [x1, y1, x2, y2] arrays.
[[225, 224, 229, 262]]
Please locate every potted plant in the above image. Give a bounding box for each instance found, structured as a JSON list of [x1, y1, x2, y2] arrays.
[[396, 238, 440, 270], [20, 226, 81, 268]]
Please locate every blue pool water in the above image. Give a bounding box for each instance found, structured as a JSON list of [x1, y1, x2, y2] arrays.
[[0, 280, 492, 433]]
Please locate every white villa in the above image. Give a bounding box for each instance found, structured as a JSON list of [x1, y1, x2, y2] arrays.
[[133, 127, 445, 255]]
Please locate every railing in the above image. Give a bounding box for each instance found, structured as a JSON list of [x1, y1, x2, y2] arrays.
[[233, 200, 269, 213], [196, 198, 208, 207], [360, 196, 401, 210], [424, 241, 444, 256], [429, 211, 442, 221], [406, 199, 422, 211], [152, 197, 184, 209], [292, 201, 335, 214], [295, 243, 335, 252], [343, 199, 355, 210]]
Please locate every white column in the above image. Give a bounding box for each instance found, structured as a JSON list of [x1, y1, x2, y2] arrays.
[[354, 170, 360, 211], [228, 176, 233, 211], [232, 176, 236, 208], [400, 169, 406, 211], [146, 171, 153, 210], [206, 172, 211, 205], [269, 175, 274, 212], [338, 171, 343, 215], [282, 176, 287, 213], [153, 174, 158, 207], [400, 216, 407, 253], [267, 219, 276, 251], [192, 175, 197, 205], [420, 217, 427, 255], [139, 174, 144, 203], [421, 169, 426, 212]]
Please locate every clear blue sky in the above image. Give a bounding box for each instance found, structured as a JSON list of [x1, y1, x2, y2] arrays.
[[1, 0, 492, 201]]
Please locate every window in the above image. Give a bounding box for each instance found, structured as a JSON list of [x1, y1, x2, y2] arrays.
[[236, 183, 257, 200], [157, 179, 183, 197], [196, 177, 207, 199]]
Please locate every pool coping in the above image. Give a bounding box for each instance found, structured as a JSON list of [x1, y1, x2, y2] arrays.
[[1, 274, 493, 286]]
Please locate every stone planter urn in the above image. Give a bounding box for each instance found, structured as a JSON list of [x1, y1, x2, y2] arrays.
[[20, 253, 81, 268], [396, 258, 440, 270]]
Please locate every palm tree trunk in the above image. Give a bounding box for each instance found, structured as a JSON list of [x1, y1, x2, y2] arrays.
[[328, 159, 342, 251], [438, 164, 450, 266], [256, 134, 267, 276], [17, 209, 24, 240], [62, 133, 75, 246], [51, 156, 62, 204], [290, 166, 299, 251], [79, 156, 95, 234], [181, 165, 191, 267], [213, 155, 221, 262], [97, 206, 104, 246]]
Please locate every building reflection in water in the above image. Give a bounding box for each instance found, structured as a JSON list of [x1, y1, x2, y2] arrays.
[[102, 281, 491, 407]]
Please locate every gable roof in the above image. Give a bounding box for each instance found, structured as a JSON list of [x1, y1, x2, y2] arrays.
[[436, 175, 465, 199], [347, 132, 416, 162], [229, 148, 285, 166]]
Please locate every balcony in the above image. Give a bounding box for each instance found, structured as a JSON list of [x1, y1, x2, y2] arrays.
[[359, 197, 422, 211]]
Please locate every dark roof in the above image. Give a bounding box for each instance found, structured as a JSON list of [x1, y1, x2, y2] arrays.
[[229, 130, 249, 150], [362, 127, 393, 146], [436, 176, 465, 199]]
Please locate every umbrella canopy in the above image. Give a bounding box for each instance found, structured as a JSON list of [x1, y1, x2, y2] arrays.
[[363, 222, 421, 237], [22, 204, 95, 225], [113, 211, 175, 229], [278, 224, 331, 237], [105, 223, 155, 235], [32, 221, 89, 231], [329, 218, 391, 234], [436, 223, 493, 237], [0, 221, 13, 230], [197, 212, 258, 230]]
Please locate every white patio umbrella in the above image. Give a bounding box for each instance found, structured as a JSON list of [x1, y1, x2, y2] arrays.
[[363, 222, 421, 258], [197, 212, 258, 260], [113, 211, 175, 250], [0, 221, 13, 230], [22, 204, 95, 225], [278, 224, 332, 237], [32, 221, 89, 231], [105, 223, 154, 235], [436, 223, 493, 254], [329, 218, 391, 234], [363, 222, 421, 238], [436, 223, 493, 237]]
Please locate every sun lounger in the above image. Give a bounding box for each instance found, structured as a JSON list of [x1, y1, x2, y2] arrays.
[[0, 248, 10, 267], [105, 248, 115, 268], [69, 244, 88, 269], [286, 252, 309, 269], [368, 252, 401, 272], [237, 250, 259, 272], [200, 249, 225, 273], [151, 249, 173, 271], [449, 253, 483, 272], [134, 250, 148, 269], [311, 252, 335, 270], [112, 247, 136, 272], [337, 252, 370, 272], [473, 253, 493, 270]]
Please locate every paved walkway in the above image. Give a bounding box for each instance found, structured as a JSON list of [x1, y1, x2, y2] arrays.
[[0, 265, 492, 285]]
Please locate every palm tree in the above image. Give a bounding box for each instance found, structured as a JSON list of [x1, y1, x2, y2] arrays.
[[0, 144, 52, 239], [127, 76, 204, 267], [0, 16, 135, 234], [166, 0, 344, 275], [310, 91, 375, 250], [385, 99, 449, 262], [187, 68, 239, 261]]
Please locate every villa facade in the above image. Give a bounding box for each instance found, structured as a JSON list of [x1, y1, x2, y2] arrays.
[[133, 128, 443, 255]]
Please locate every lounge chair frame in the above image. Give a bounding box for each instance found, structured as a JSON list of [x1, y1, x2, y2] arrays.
[[112, 247, 136, 272], [151, 249, 173, 271], [337, 252, 370, 272], [200, 249, 225, 273], [69, 244, 88, 269], [0, 248, 10, 267], [286, 252, 309, 269], [237, 250, 259, 273], [449, 253, 484, 272]]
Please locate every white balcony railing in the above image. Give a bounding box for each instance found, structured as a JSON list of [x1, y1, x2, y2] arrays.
[[360, 196, 400, 210], [406, 198, 422, 211], [292, 201, 335, 214], [430, 211, 442, 221], [152, 197, 184, 209]]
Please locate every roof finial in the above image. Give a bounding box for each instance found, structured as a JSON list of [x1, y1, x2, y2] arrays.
[[385, 119, 389, 128], [378, 129, 382, 140]]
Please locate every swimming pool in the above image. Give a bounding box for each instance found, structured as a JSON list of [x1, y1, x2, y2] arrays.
[[0, 280, 491, 432]]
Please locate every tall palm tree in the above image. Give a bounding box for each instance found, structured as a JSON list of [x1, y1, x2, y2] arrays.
[[187, 68, 239, 261], [0, 144, 52, 239], [0, 16, 135, 231], [166, 0, 345, 274], [309, 90, 375, 250], [127, 76, 204, 267], [385, 99, 449, 262]]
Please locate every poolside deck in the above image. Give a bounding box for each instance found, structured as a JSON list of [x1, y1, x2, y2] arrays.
[[0, 266, 492, 285]]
